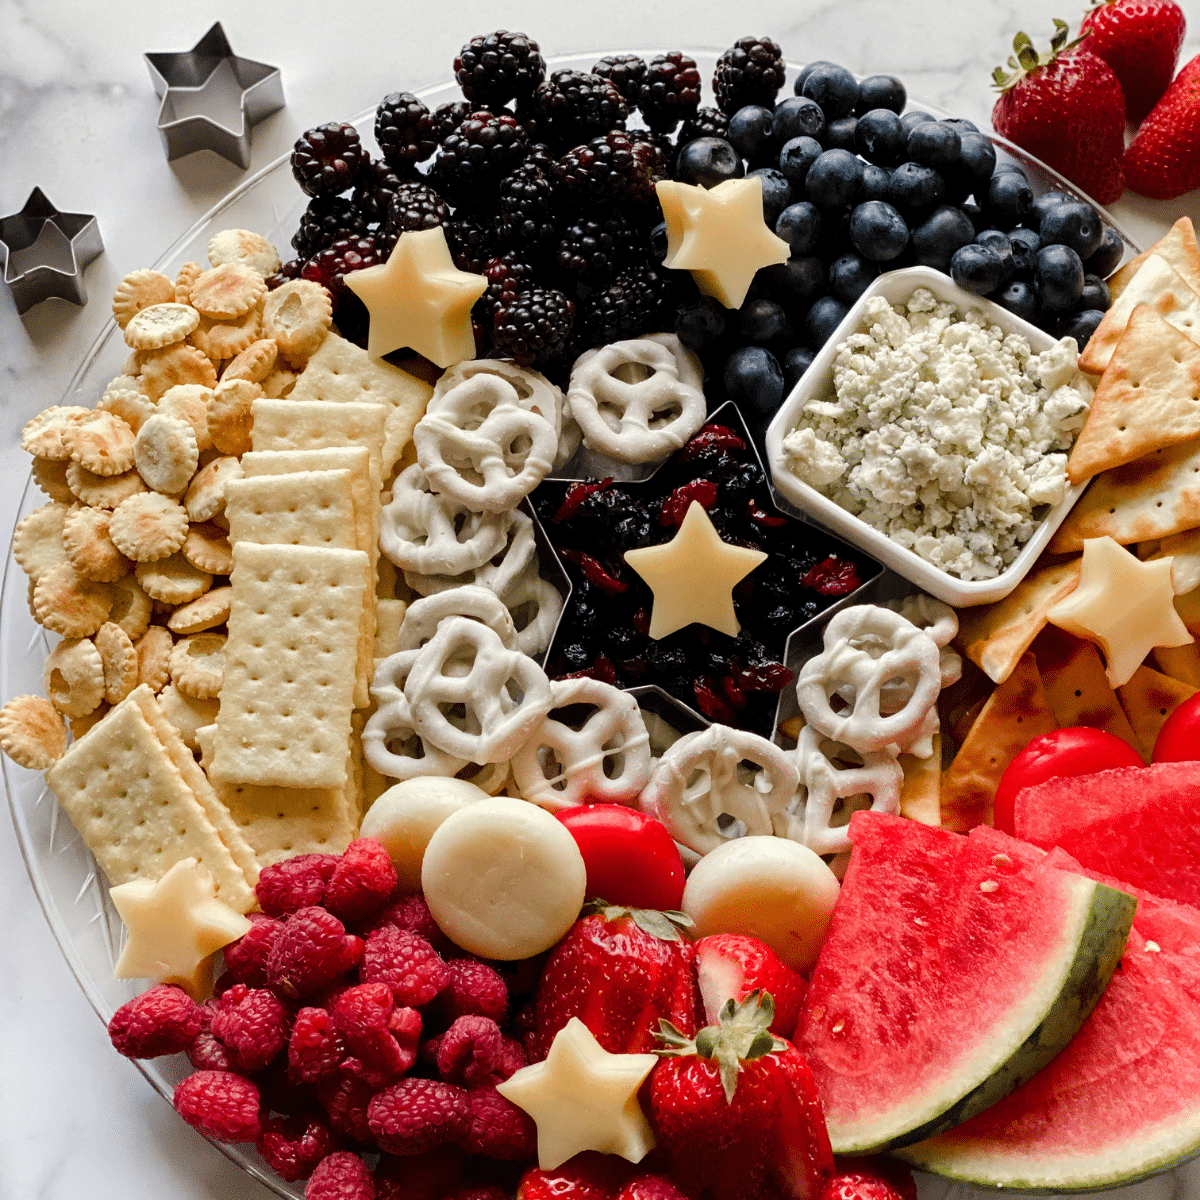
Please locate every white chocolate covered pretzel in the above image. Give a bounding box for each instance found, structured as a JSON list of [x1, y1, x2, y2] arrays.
[[435, 358, 563, 437], [506, 571, 564, 658], [395, 584, 520, 655], [403, 508, 538, 601], [886, 592, 964, 689]]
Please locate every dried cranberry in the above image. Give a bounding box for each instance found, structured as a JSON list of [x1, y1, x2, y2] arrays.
[[660, 480, 719, 528], [554, 478, 613, 522], [559, 549, 628, 596], [694, 677, 737, 723], [800, 556, 862, 596], [747, 498, 787, 527], [676, 424, 746, 463], [735, 663, 793, 693]]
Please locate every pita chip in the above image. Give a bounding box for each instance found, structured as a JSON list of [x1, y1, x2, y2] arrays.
[[1150, 527, 1200, 595], [1108, 217, 1200, 302], [1153, 641, 1200, 686], [1117, 664, 1198, 759], [899, 735, 942, 827]]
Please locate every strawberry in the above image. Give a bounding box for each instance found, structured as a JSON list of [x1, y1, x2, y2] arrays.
[[648, 993, 834, 1200], [818, 1159, 917, 1200], [1080, 0, 1187, 122], [1125, 53, 1200, 199], [694, 934, 806, 1039], [531, 901, 701, 1059], [517, 1152, 633, 1200], [991, 20, 1126, 204]]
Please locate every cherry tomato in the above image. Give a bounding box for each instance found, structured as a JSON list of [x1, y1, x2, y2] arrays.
[[993, 727, 1143, 835], [1152, 693, 1200, 763], [555, 804, 686, 911]]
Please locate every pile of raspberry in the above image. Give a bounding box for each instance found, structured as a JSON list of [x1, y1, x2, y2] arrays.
[[107, 838, 546, 1198]]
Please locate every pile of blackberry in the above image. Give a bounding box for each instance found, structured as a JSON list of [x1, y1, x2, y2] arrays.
[[532, 418, 876, 736]]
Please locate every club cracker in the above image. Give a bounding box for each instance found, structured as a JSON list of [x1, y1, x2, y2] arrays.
[[1149, 527, 1200, 595], [1108, 217, 1200, 302], [1117, 664, 1198, 759], [249, 398, 388, 493], [210, 542, 369, 789], [225, 470, 358, 549], [939, 652, 1057, 832]]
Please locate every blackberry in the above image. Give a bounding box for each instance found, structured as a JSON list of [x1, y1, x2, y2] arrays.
[[266, 257, 304, 290], [529, 70, 628, 149], [554, 131, 667, 209], [374, 92, 437, 170], [713, 37, 787, 116], [578, 264, 672, 346], [556, 213, 635, 284], [526, 142, 557, 175], [592, 54, 647, 105], [301, 236, 379, 301], [454, 30, 545, 108], [432, 101, 472, 142], [492, 284, 575, 367], [291, 196, 370, 258], [445, 215, 499, 274], [495, 162, 560, 252], [290, 123, 370, 198], [638, 52, 702, 133], [352, 160, 409, 228], [678, 106, 731, 145], [430, 110, 530, 202], [377, 181, 451, 256]]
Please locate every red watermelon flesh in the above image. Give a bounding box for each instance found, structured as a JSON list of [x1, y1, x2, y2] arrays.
[[797, 811, 1134, 1155], [1013, 761, 1200, 907], [902, 837, 1200, 1190]]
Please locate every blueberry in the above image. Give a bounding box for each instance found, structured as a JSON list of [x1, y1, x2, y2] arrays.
[[856, 74, 906, 114], [738, 297, 793, 347], [982, 168, 1033, 230], [744, 167, 791, 228], [900, 110, 937, 131], [961, 200, 986, 231], [761, 255, 826, 304], [829, 252, 879, 304], [849, 200, 909, 262], [955, 132, 997, 191], [951, 243, 1006, 294], [675, 295, 728, 350], [776, 201, 823, 256], [823, 116, 858, 151], [993, 280, 1041, 324], [782, 346, 816, 391], [649, 221, 668, 261], [906, 120, 961, 168], [1058, 309, 1106, 351], [728, 105, 778, 166], [1079, 273, 1111, 312], [778, 136, 823, 188], [676, 137, 745, 188], [805, 295, 851, 348], [793, 60, 838, 96], [888, 162, 945, 215], [1086, 227, 1125, 278], [1028, 189, 1072, 231], [855, 108, 907, 166], [1008, 226, 1041, 278], [773, 97, 826, 143], [724, 346, 785, 420], [943, 117, 980, 133], [805, 149, 863, 208], [860, 163, 892, 203], [1037, 199, 1104, 261], [909, 205, 975, 271], [974, 230, 1015, 285], [801, 63, 860, 119], [1035, 243, 1086, 312]]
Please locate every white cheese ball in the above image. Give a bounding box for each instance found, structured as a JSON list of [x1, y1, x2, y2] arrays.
[[360, 776, 489, 892], [421, 796, 587, 960], [681, 836, 840, 973]]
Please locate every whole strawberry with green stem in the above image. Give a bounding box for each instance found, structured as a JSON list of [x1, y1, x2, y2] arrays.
[[991, 19, 1126, 204], [1125, 53, 1200, 199], [648, 992, 834, 1200], [1080, 0, 1186, 122]]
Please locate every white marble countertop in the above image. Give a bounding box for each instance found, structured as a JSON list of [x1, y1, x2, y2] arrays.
[[3, 2, 1200, 1197]]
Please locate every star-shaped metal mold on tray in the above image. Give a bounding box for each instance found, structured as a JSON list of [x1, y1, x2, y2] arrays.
[[0, 188, 103, 314], [145, 22, 284, 170]]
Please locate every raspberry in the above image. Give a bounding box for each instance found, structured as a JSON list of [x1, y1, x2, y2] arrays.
[[324, 838, 399, 924], [375, 92, 438, 171], [108, 984, 201, 1059], [374, 1145, 465, 1200], [289, 1006, 348, 1084], [332, 983, 422, 1088], [367, 1078, 469, 1155], [435, 1015, 505, 1086], [449, 1187, 510, 1200], [638, 53, 702, 133], [257, 854, 340, 917], [359, 926, 450, 1008], [291, 123, 370, 198], [306, 1150, 375, 1200], [616, 1175, 692, 1200], [210, 982, 292, 1073], [173, 1070, 262, 1143], [223, 913, 283, 989], [455, 31, 546, 108], [355, 892, 448, 949], [188, 1025, 235, 1072], [316, 1074, 378, 1146], [267, 906, 364, 1000], [713, 36, 787, 115], [492, 285, 574, 368], [463, 1086, 537, 1160], [256, 1112, 343, 1182], [439, 959, 509, 1024]]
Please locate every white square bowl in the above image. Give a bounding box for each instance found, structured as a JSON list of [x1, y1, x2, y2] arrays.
[[763, 265, 1088, 608]]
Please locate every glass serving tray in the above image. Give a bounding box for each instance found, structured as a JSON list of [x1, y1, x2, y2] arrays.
[[1, 50, 1145, 1200]]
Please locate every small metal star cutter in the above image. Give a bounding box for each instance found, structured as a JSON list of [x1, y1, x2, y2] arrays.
[[145, 22, 284, 170], [0, 187, 103, 314]]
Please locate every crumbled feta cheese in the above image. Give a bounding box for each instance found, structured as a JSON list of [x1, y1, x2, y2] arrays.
[[781, 290, 1094, 581]]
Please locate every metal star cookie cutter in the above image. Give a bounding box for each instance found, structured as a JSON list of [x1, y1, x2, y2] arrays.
[[0, 187, 103, 314], [145, 22, 284, 170]]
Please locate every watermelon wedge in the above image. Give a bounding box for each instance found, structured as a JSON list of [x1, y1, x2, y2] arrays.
[[1014, 761, 1200, 907], [901, 837, 1200, 1191], [797, 812, 1135, 1155]]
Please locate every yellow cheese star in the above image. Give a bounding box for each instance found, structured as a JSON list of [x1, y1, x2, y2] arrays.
[[110, 857, 252, 1000], [344, 226, 487, 367], [1048, 536, 1193, 687], [657, 177, 791, 309], [495, 1018, 657, 1169], [624, 501, 767, 639]]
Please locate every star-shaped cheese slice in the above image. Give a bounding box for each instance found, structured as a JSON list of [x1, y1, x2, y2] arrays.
[[624, 501, 767, 639], [496, 1017, 657, 1169], [656, 177, 790, 309], [110, 857, 252, 1000], [344, 226, 487, 367], [1047, 536, 1193, 687]]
